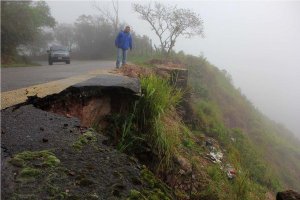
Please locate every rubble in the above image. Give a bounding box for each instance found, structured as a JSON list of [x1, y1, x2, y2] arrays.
[[204, 138, 237, 179], [204, 138, 223, 163], [206, 151, 223, 164]]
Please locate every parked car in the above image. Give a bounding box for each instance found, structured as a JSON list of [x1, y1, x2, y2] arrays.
[[47, 45, 71, 65]]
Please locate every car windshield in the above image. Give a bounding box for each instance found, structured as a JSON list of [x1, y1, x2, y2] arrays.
[[51, 46, 67, 51]]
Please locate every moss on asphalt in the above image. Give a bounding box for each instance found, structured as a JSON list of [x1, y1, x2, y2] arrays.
[[72, 130, 97, 151]]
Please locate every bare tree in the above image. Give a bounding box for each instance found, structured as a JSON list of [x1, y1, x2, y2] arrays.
[[133, 2, 204, 56], [92, 0, 119, 33]]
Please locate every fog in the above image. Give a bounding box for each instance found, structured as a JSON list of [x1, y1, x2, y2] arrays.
[[47, 1, 300, 138]]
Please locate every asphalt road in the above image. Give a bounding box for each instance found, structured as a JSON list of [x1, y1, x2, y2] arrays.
[[1, 60, 115, 92]]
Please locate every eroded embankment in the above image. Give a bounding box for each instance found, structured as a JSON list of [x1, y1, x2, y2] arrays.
[[1, 74, 174, 200], [33, 75, 141, 128]]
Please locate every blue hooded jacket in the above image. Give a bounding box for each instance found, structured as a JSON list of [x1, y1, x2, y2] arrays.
[[115, 31, 132, 50]]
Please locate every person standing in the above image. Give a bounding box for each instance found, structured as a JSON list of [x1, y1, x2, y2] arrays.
[[115, 26, 132, 68]]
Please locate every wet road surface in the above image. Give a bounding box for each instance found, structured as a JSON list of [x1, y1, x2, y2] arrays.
[[1, 60, 115, 92]]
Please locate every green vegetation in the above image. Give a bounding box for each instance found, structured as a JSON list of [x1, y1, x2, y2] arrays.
[[9, 150, 62, 195], [129, 52, 300, 198], [116, 106, 144, 152], [133, 75, 182, 169], [1, 1, 55, 64], [187, 57, 285, 195], [19, 167, 42, 178], [1, 1, 155, 65], [106, 74, 183, 171], [138, 75, 183, 169], [186, 54, 300, 192], [129, 54, 159, 67], [139, 75, 183, 117], [10, 150, 60, 169], [192, 97, 282, 192], [1, 60, 41, 68], [202, 165, 266, 200], [104, 112, 143, 153], [127, 166, 173, 200], [72, 129, 97, 151], [9, 150, 74, 199]]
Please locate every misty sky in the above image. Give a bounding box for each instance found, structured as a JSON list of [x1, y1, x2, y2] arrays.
[[47, 0, 300, 138]]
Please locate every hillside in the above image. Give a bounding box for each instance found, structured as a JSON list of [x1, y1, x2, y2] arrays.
[[182, 54, 300, 191], [129, 53, 300, 198]]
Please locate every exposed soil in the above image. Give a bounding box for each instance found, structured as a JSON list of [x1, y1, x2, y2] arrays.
[[30, 76, 140, 128], [116, 64, 153, 78]]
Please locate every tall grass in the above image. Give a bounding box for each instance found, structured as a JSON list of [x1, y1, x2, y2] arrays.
[[138, 75, 183, 170], [140, 75, 182, 118], [110, 74, 183, 170], [204, 164, 266, 200], [116, 103, 145, 152]]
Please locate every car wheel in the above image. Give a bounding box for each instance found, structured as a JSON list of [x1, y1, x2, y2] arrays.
[[66, 61, 70, 64]]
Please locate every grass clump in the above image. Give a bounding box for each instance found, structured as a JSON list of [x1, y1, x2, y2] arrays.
[[9, 150, 61, 185], [10, 150, 60, 168], [139, 75, 182, 118], [44, 155, 61, 167], [127, 166, 173, 200], [20, 167, 42, 178], [115, 104, 145, 153], [107, 74, 183, 170], [137, 75, 183, 169], [72, 129, 97, 151], [127, 190, 143, 199], [9, 157, 25, 167]]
